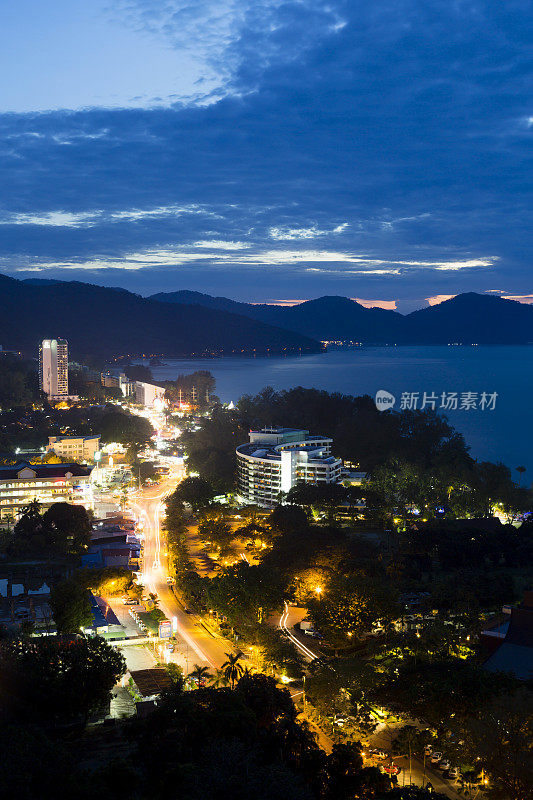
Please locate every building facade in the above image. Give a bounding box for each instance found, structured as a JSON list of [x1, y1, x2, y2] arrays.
[[134, 381, 166, 409], [101, 370, 135, 397], [236, 427, 343, 507], [0, 461, 93, 521], [47, 435, 100, 463], [39, 339, 68, 399]]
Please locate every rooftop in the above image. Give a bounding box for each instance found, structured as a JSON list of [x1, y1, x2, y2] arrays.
[[0, 461, 93, 479], [130, 668, 173, 698]]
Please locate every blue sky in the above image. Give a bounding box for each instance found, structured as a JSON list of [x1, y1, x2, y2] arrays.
[[0, 0, 531, 312]]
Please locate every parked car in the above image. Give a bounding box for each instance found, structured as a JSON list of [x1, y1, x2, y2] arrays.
[[424, 745, 433, 756], [430, 752, 443, 764], [383, 764, 400, 775], [448, 766, 459, 779], [440, 760, 451, 771]]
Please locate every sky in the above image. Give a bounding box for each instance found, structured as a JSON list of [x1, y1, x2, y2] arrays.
[[0, 0, 532, 312]]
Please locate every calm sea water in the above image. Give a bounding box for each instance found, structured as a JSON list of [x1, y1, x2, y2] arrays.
[[148, 346, 533, 476]]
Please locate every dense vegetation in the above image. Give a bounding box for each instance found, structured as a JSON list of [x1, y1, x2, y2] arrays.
[[179, 387, 531, 520], [0, 501, 93, 560], [164, 386, 532, 800], [0, 400, 153, 454]]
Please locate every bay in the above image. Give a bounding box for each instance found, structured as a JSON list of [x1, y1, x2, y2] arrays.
[[147, 346, 533, 476]]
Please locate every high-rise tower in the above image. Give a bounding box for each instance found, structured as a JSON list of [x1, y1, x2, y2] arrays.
[[39, 339, 68, 398]]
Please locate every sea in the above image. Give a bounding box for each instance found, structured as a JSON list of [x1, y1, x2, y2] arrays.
[[145, 346, 533, 477]]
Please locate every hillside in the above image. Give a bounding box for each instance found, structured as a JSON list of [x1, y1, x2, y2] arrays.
[[152, 289, 533, 344], [0, 275, 320, 359], [151, 291, 404, 342], [403, 292, 533, 344]]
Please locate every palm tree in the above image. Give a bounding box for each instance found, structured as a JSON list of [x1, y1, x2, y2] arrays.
[[210, 668, 230, 688], [516, 465, 526, 486], [221, 651, 244, 689], [188, 664, 211, 688]]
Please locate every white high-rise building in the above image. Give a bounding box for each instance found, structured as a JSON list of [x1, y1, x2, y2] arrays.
[[236, 427, 343, 507], [39, 339, 68, 399]]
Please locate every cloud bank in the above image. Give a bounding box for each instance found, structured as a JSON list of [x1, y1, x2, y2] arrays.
[[0, 0, 531, 307]]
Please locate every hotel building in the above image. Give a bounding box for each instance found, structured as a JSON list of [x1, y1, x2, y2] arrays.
[[236, 427, 343, 507], [0, 461, 93, 521], [47, 435, 101, 463], [39, 338, 68, 399]]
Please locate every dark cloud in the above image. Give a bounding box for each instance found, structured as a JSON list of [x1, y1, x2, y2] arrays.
[[0, 0, 531, 303]]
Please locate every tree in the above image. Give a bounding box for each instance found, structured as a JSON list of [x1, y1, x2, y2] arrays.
[[268, 504, 309, 533], [460, 689, 533, 800], [165, 370, 216, 409], [307, 574, 398, 646], [198, 516, 233, 551], [6, 501, 92, 560], [369, 657, 519, 728], [222, 651, 244, 689], [49, 579, 93, 633], [123, 364, 153, 383], [173, 477, 215, 511], [0, 635, 125, 724], [179, 408, 244, 492], [99, 409, 153, 448], [43, 502, 92, 554], [324, 741, 391, 800], [207, 563, 284, 626], [165, 662, 185, 687], [148, 592, 159, 607], [392, 725, 419, 786], [210, 668, 231, 688], [236, 672, 294, 725], [287, 482, 348, 521], [189, 664, 211, 688]]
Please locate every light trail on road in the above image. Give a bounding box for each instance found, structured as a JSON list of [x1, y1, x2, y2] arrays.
[[129, 471, 227, 670], [279, 601, 318, 661]]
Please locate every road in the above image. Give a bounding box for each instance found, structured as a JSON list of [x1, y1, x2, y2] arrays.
[[126, 475, 462, 799], [128, 470, 232, 671]]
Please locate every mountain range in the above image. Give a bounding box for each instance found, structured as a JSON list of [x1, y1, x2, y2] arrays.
[[0, 275, 319, 360], [151, 290, 533, 345], [1, 273, 531, 362]]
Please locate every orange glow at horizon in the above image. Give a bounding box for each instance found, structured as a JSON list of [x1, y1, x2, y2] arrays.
[[352, 298, 397, 310], [503, 294, 533, 304], [426, 294, 456, 306], [250, 299, 303, 306]]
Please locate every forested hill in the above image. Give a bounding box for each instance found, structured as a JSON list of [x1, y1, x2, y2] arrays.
[[0, 275, 320, 359]]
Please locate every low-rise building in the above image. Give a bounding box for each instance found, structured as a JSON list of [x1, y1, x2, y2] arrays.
[[47, 435, 100, 463], [101, 370, 135, 397], [236, 427, 343, 507], [134, 381, 166, 409], [0, 461, 93, 521]]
